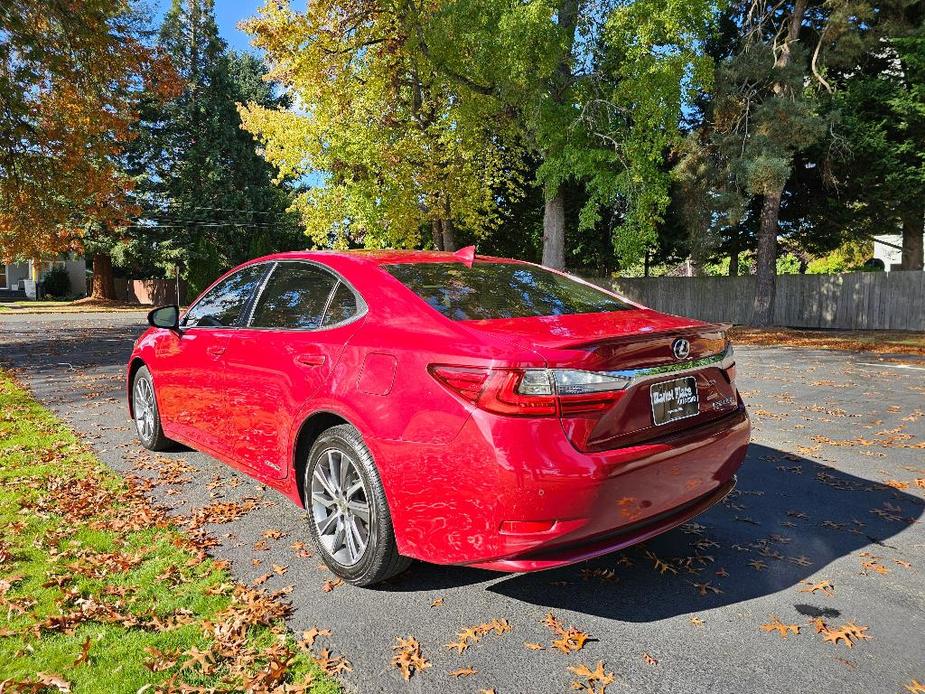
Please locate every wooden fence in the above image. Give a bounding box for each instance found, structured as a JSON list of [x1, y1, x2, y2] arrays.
[[582, 270, 925, 330]]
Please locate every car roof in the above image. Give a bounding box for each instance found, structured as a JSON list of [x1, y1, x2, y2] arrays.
[[249, 249, 525, 266]]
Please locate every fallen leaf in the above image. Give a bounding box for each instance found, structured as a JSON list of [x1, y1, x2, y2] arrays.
[[691, 581, 723, 596], [72, 636, 91, 666], [430, 597, 444, 608], [799, 580, 834, 597], [300, 626, 332, 648], [143, 646, 178, 672], [446, 618, 512, 652], [568, 661, 615, 694], [322, 578, 344, 592], [450, 666, 478, 677], [760, 616, 800, 638], [542, 612, 591, 654], [524, 642, 545, 651], [642, 652, 658, 666], [37, 673, 71, 693], [314, 647, 352, 675], [821, 622, 871, 649], [391, 635, 430, 680]]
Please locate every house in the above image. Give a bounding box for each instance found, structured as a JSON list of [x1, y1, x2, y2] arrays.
[[874, 234, 924, 271], [1, 255, 87, 299]]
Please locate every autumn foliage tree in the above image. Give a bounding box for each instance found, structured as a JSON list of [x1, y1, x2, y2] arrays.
[[240, 0, 525, 252], [0, 0, 175, 298]]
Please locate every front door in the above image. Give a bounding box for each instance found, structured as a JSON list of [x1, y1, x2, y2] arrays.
[[154, 328, 235, 452], [0, 265, 6, 289], [154, 263, 270, 455], [223, 261, 365, 480]]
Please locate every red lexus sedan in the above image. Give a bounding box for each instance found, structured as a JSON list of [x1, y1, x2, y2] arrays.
[[128, 248, 749, 586]]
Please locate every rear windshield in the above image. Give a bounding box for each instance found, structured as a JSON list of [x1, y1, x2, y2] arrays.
[[383, 262, 630, 320]]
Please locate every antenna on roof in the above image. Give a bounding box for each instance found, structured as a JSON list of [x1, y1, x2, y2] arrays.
[[453, 245, 476, 268]]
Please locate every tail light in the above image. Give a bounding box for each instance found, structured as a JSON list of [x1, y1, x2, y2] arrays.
[[428, 364, 631, 417], [429, 342, 736, 418]]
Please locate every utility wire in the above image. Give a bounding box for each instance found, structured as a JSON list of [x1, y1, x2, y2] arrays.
[[128, 201, 296, 217]]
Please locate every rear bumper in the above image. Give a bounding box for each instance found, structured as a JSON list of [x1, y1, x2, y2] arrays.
[[471, 476, 737, 571], [370, 404, 750, 569]]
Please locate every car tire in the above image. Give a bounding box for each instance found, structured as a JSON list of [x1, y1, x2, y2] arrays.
[[304, 424, 411, 586], [131, 366, 174, 452]]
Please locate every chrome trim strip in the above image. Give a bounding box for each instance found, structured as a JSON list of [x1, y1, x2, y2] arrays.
[[242, 260, 369, 332], [246, 261, 278, 327], [541, 345, 734, 394], [607, 345, 734, 388]]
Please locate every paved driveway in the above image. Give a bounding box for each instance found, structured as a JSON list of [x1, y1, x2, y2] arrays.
[[1, 312, 923, 694]]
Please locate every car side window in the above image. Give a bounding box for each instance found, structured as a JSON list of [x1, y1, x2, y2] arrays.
[[250, 262, 341, 330], [182, 264, 267, 328], [321, 281, 359, 327]]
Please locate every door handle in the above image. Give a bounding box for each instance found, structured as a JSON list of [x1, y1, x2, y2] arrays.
[[295, 354, 326, 367], [206, 345, 226, 359]]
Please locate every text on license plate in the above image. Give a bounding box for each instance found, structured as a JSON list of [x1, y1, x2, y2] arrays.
[[650, 376, 699, 426]]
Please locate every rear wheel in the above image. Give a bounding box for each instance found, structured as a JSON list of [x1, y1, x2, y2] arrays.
[[304, 424, 410, 586], [132, 366, 174, 451]]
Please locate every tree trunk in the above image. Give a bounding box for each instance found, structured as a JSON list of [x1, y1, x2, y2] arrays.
[[542, 188, 566, 269], [729, 251, 739, 277], [753, 188, 782, 326], [752, 1, 806, 326], [431, 220, 443, 251], [540, 0, 579, 267], [91, 253, 117, 300], [900, 202, 924, 270], [440, 218, 456, 252]]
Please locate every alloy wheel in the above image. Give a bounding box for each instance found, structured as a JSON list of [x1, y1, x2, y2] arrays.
[[311, 448, 372, 566], [134, 378, 156, 443]]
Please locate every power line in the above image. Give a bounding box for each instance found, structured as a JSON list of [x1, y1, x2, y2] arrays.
[[128, 201, 297, 217], [123, 221, 290, 229]]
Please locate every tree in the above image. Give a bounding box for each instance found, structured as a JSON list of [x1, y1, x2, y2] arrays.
[[0, 0, 174, 293], [828, 8, 924, 269], [128, 0, 302, 294], [686, 1, 923, 324], [419, 0, 715, 269], [239, 0, 525, 253]]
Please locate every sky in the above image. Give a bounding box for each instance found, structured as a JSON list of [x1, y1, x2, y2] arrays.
[[150, 0, 268, 54]]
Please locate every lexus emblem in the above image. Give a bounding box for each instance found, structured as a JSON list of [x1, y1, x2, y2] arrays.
[[671, 337, 691, 361]]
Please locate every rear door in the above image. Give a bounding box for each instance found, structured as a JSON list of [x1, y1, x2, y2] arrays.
[[154, 263, 269, 453], [223, 261, 366, 480]]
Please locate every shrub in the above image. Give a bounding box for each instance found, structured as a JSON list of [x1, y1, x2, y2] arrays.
[[42, 266, 70, 297]]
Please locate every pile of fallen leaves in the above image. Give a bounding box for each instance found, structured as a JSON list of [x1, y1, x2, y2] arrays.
[[0, 371, 339, 693], [728, 327, 925, 356]]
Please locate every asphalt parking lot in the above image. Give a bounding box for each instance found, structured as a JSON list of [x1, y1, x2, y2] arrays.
[[1, 311, 923, 694]]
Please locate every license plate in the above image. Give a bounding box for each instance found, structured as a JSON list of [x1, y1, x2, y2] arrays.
[[650, 376, 699, 426]]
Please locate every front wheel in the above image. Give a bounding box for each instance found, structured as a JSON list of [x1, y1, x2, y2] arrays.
[[132, 366, 174, 452], [305, 424, 411, 586]]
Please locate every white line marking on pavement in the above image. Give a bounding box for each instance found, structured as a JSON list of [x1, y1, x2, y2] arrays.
[[858, 362, 925, 372]]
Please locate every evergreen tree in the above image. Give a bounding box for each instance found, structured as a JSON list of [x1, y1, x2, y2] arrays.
[[128, 0, 301, 294]]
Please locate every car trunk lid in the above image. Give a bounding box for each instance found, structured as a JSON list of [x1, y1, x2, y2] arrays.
[[462, 310, 739, 452]]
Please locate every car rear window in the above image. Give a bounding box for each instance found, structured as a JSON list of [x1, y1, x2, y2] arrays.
[[383, 262, 630, 320]]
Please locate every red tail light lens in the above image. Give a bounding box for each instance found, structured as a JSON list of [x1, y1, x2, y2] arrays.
[[427, 366, 489, 404], [429, 364, 626, 417], [428, 365, 556, 416], [479, 370, 557, 416]]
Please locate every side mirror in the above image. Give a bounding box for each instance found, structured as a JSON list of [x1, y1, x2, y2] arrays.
[[148, 305, 180, 331]]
